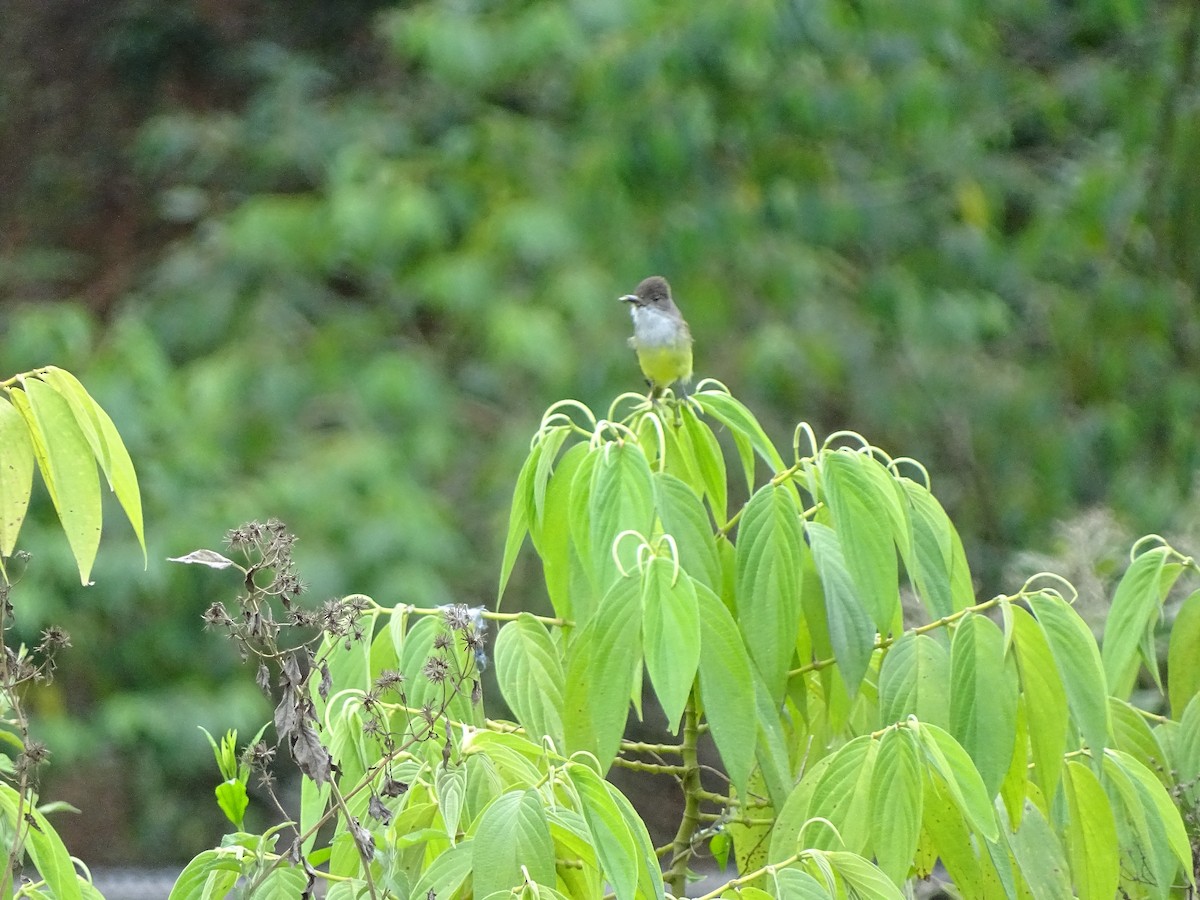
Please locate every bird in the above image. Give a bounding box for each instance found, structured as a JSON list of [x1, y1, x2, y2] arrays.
[[620, 276, 693, 399]]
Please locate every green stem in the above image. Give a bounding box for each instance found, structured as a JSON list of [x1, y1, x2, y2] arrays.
[[664, 692, 703, 896]]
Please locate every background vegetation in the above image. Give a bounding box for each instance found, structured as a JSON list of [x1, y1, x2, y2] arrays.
[[2, 0, 1199, 865]]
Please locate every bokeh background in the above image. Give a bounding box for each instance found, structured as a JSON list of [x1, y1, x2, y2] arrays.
[[3, 0, 1200, 866]]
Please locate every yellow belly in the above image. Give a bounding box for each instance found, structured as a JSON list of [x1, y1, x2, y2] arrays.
[[636, 344, 693, 389]]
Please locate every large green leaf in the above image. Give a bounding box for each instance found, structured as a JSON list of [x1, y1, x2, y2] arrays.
[[1101, 546, 1180, 698], [823, 850, 905, 900], [1028, 592, 1110, 760], [878, 632, 950, 729], [695, 582, 756, 798], [949, 613, 1018, 796], [1063, 760, 1119, 900], [806, 521, 876, 699], [472, 789, 556, 896], [819, 451, 900, 632], [805, 734, 878, 853], [736, 483, 805, 703], [563, 574, 642, 770], [640, 557, 701, 730], [1005, 797, 1072, 900], [653, 470, 722, 591], [916, 722, 998, 841], [0, 783, 83, 900], [568, 762, 639, 900], [39, 366, 146, 563], [532, 441, 589, 620], [1010, 605, 1069, 801], [12, 378, 102, 584], [0, 395, 34, 561], [901, 478, 973, 618], [869, 727, 922, 885], [693, 389, 786, 480], [588, 441, 656, 593], [679, 402, 728, 525], [495, 613, 565, 749], [1167, 589, 1200, 718]]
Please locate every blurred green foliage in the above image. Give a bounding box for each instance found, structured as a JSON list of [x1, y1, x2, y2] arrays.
[[2, 0, 1199, 863]]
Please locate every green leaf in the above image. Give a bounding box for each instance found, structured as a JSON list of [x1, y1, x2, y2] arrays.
[[39, 367, 146, 563], [533, 441, 589, 621], [819, 451, 900, 632], [680, 402, 728, 524], [1028, 591, 1110, 759], [806, 521, 876, 699], [806, 734, 877, 853], [1102, 547, 1180, 698], [878, 632, 950, 729], [214, 779, 249, 828], [1063, 760, 1119, 900], [498, 442, 538, 608], [0, 395, 34, 560], [1109, 749, 1194, 885], [1168, 589, 1200, 718], [773, 868, 833, 899], [695, 582, 756, 798], [0, 783, 83, 900], [605, 776, 667, 900], [916, 722, 998, 841], [437, 764, 467, 844], [824, 850, 905, 900], [736, 484, 804, 703], [653, 471, 721, 591], [1176, 692, 1200, 808], [13, 378, 102, 584], [589, 441, 656, 592], [472, 789, 555, 896], [1006, 800, 1072, 900], [949, 613, 1018, 796], [1010, 605, 1069, 801], [563, 574, 642, 769], [693, 389, 786, 478], [902, 478, 973, 618], [568, 762, 639, 900], [409, 838, 473, 900], [495, 612, 566, 749], [641, 557, 701, 730], [1107, 697, 1170, 789], [870, 727, 922, 886], [166, 849, 242, 900]]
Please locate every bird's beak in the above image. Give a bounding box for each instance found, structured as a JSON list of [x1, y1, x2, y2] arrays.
[[619, 294, 638, 304]]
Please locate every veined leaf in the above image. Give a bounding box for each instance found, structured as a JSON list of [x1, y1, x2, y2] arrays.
[[823, 850, 905, 900], [806, 734, 878, 853], [494, 613, 565, 749], [1006, 799, 1072, 900], [902, 478, 973, 618], [1167, 589, 1200, 718], [870, 727, 922, 886], [916, 722, 998, 841], [1107, 697, 1171, 789], [0, 395, 34, 559], [563, 575, 642, 770], [588, 441, 656, 593], [1010, 605, 1069, 802], [1028, 592, 1110, 760], [1063, 760, 1119, 900], [568, 762, 640, 900], [640, 558, 701, 730], [15, 377, 102, 584], [472, 790, 555, 896], [878, 632, 950, 729], [39, 366, 146, 563], [693, 389, 786, 478], [534, 441, 589, 620], [653, 471, 721, 591], [1107, 749, 1193, 886], [949, 613, 1018, 796], [680, 402, 728, 525], [819, 451, 900, 632], [696, 582, 756, 798], [806, 521, 876, 699], [736, 484, 804, 703], [498, 433, 539, 607], [1102, 546, 1180, 699], [0, 782, 83, 900]]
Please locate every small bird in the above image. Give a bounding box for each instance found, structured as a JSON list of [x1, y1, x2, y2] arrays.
[[620, 276, 694, 399]]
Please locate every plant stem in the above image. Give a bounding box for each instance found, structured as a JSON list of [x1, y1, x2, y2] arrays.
[[665, 692, 703, 896]]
